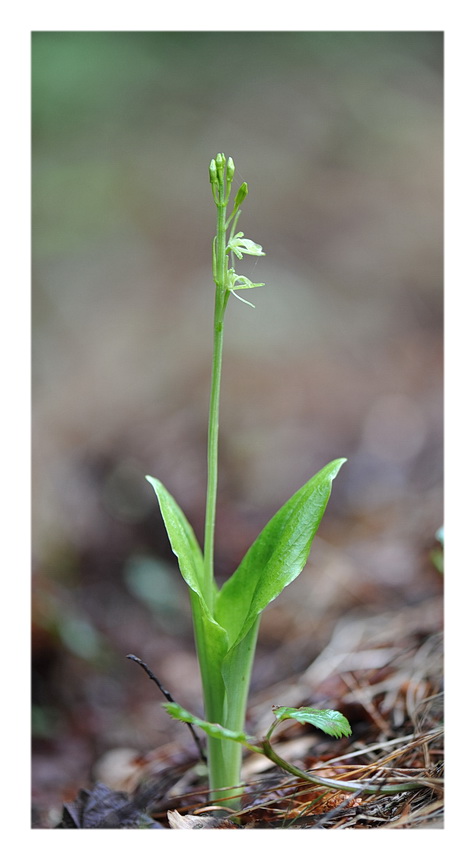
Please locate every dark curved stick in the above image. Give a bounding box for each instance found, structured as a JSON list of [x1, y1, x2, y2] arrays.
[[127, 654, 207, 764]]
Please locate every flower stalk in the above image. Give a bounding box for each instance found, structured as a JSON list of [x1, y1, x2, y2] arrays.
[[146, 154, 345, 809]]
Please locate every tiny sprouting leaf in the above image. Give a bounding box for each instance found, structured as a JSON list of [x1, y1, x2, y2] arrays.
[[272, 706, 352, 739], [163, 702, 252, 744]]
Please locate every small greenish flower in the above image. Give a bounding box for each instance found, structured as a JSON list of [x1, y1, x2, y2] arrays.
[[227, 269, 265, 291], [227, 268, 265, 307], [227, 232, 265, 260]]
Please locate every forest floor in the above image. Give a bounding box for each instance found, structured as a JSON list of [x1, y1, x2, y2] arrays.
[[34, 579, 443, 829]]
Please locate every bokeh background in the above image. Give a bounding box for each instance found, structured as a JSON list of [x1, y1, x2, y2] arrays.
[[32, 31, 443, 824]]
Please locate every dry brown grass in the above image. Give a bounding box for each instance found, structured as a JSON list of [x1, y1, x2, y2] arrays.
[[106, 595, 443, 829]]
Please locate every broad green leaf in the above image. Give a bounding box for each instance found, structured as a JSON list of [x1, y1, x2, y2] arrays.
[[216, 459, 346, 648], [163, 702, 252, 744], [146, 476, 229, 719], [145, 476, 207, 600], [272, 706, 352, 739]]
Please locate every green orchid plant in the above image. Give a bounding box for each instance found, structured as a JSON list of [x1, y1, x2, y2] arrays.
[[145, 154, 349, 809]]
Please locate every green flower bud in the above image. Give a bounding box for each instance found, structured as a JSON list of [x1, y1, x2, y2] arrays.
[[226, 157, 235, 181], [216, 152, 225, 182], [209, 158, 217, 184], [234, 182, 248, 209]]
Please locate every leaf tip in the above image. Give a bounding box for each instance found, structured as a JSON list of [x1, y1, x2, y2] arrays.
[[325, 457, 347, 481]]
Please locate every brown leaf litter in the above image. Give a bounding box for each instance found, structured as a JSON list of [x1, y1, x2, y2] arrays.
[[58, 592, 443, 829]]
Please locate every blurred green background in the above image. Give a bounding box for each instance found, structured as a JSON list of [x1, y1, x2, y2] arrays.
[[31, 31, 443, 824]]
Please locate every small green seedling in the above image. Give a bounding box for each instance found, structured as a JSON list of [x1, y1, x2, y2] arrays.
[[163, 701, 432, 800], [146, 154, 349, 809]]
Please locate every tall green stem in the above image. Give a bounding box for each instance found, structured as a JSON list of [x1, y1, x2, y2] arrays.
[[202, 159, 249, 806], [200, 155, 264, 808], [203, 200, 228, 609], [207, 617, 260, 806]]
